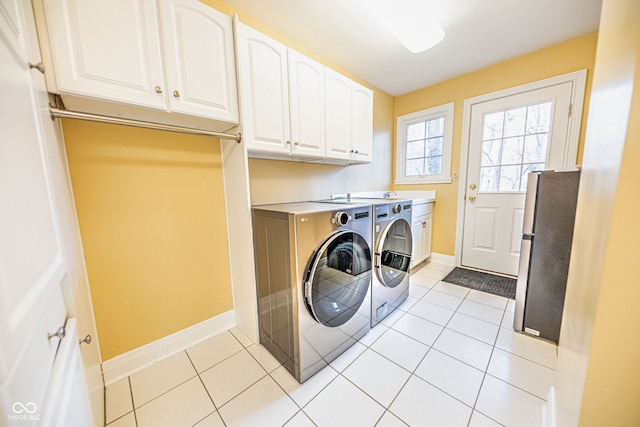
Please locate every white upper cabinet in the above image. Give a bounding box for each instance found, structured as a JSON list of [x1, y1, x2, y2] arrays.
[[41, 0, 166, 109], [288, 49, 325, 158], [36, 0, 238, 128], [351, 81, 374, 163], [235, 19, 373, 164], [159, 0, 238, 121], [324, 68, 352, 161], [235, 21, 291, 155]]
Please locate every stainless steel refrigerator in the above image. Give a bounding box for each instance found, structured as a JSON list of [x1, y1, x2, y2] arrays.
[[513, 170, 580, 343]]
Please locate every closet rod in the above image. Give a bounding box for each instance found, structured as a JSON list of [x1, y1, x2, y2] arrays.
[[49, 105, 242, 143]]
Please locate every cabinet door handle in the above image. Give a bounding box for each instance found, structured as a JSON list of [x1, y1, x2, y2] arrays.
[[28, 62, 45, 74], [294, 141, 299, 146], [155, 86, 163, 94], [422, 222, 427, 228], [48, 326, 66, 341], [173, 90, 180, 98]]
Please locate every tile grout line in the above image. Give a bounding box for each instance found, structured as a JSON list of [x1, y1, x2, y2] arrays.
[[380, 276, 477, 422], [128, 377, 139, 427], [467, 306, 509, 427], [184, 350, 227, 427]]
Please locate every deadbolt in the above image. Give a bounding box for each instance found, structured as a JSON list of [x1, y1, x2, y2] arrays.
[[469, 184, 477, 190]]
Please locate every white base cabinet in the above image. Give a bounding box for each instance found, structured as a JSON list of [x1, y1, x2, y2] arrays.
[[34, 0, 239, 131], [411, 201, 434, 268], [235, 19, 373, 164]]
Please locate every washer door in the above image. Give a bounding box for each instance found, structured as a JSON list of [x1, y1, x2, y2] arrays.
[[304, 230, 372, 327], [376, 218, 412, 288]]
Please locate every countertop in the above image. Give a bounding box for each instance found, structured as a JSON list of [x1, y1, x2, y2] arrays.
[[346, 190, 436, 204]]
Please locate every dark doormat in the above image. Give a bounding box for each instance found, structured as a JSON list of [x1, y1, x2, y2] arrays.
[[442, 267, 516, 300]]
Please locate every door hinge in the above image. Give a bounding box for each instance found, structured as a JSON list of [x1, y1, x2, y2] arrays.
[[568, 103, 573, 117]]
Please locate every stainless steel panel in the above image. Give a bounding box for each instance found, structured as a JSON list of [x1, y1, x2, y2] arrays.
[[513, 237, 531, 332], [522, 172, 539, 235], [252, 203, 372, 383]]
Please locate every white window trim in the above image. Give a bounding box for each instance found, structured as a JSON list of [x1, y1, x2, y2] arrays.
[[395, 102, 454, 185]]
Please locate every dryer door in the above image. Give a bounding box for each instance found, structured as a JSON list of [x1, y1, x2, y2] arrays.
[[304, 230, 372, 327], [376, 218, 412, 288]]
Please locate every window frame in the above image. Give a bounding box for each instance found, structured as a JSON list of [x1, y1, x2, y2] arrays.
[[395, 102, 454, 185]]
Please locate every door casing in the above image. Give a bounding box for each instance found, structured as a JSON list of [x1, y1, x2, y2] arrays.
[[454, 70, 588, 270]]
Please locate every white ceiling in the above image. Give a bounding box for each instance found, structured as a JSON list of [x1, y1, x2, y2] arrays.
[[224, 0, 603, 96]]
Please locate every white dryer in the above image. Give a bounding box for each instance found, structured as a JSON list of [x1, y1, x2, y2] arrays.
[[252, 202, 373, 383]]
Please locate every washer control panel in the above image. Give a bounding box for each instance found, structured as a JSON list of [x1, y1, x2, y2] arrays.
[[332, 211, 351, 226]]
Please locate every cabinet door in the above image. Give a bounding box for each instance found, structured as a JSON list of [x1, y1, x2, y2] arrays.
[[421, 213, 433, 260], [324, 68, 352, 160], [42, 0, 166, 109], [411, 216, 423, 268], [0, 0, 25, 57], [236, 22, 290, 154], [288, 49, 325, 158], [159, 0, 238, 122], [351, 81, 374, 163]]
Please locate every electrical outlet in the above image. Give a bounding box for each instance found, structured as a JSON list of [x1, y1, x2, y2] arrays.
[[452, 171, 459, 181]]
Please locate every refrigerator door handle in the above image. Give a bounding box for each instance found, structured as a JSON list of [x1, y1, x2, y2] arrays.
[[514, 237, 532, 332]]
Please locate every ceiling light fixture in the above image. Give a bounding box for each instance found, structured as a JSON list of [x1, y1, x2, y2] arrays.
[[365, 0, 445, 54]]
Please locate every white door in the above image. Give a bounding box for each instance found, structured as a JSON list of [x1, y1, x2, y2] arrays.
[[159, 0, 238, 122], [288, 49, 325, 158], [351, 82, 374, 163], [324, 68, 352, 160], [235, 21, 291, 154], [1, 1, 99, 424], [41, 0, 166, 109], [461, 82, 573, 275]]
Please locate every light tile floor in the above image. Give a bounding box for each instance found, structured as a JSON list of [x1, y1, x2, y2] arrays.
[[105, 262, 557, 427]]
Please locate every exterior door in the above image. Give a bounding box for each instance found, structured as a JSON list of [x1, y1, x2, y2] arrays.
[[461, 82, 573, 275], [304, 231, 372, 327], [1, 1, 100, 424]]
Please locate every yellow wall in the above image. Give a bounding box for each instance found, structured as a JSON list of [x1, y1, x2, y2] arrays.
[[554, 0, 640, 425], [63, 0, 393, 360], [63, 120, 233, 360], [393, 33, 598, 256]]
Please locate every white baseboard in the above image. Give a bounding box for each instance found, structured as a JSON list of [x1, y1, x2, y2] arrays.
[[102, 310, 236, 386], [429, 253, 456, 266]]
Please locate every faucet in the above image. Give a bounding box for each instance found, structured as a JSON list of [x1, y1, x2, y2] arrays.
[[383, 191, 397, 198]]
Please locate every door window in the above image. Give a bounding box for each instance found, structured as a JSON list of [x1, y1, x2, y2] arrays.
[[305, 231, 371, 327], [377, 219, 412, 288], [479, 102, 552, 192]]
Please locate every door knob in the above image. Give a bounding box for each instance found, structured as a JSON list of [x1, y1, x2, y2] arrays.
[[79, 335, 92, 345], [469, 195, 477, 201], [469, 184, 477, 190]]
